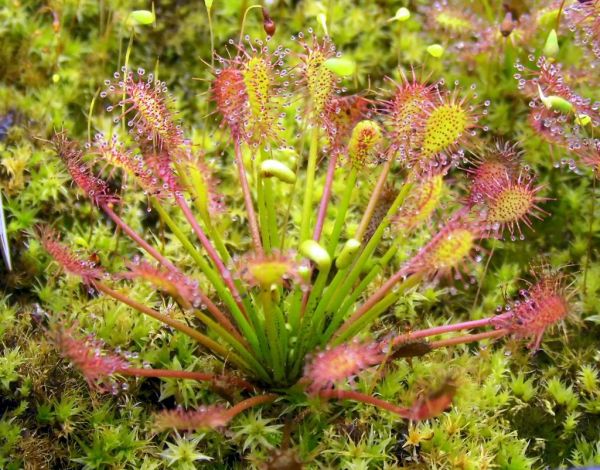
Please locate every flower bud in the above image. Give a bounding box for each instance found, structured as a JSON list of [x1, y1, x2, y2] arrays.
[[262, 7, 276, 36], [126, 10, 155, 27], [300, 240, 331, 271], [335, 239, 361, 269], [389, 7, 411, 22], [348, 120, 382, 168], [543, 29, 559, 59], [260, 160, 296, 184]]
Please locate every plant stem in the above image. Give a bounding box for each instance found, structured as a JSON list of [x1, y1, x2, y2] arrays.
[[286, 287, 304, 337], [335, 236, 404, 329], [355, 157, 392, 241], [234, 139, 263, 254], [428, 329, 508, 349], [175, 194, 246, 310], [225, 393, 278, 420], [121, 367, 256, 392], [297, 264, 331, 353], [174, 160, 232, 265], [103, 203, 246, 345], [313, 152, 339, 242], [101, 203, 174, 270], [583, 176, 596, 294], [93, 281, 250, 372], [317, 389, 410, 418], [193, 310, 270, 380], [263, 176, 279, 251], [300, 125, 320, 242], [391, 316, 503, 348], [121, 31, 134, 135], [256, 149, 271, 251], [150, 199, 261, 355], [326, 167, 358, 255], [332, 273, 422, 345], [261, 289, 284, 382], [335, 266, 410, 337], [318, 182, 412, 319], [205, 1, 215, 67]]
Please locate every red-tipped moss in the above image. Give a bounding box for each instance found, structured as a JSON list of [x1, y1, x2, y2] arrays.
[[52, 327, 129, 392], [303, 341, 385, 392], [38, 227, 105, 284]]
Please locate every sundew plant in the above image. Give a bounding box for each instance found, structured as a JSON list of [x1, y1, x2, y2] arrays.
[[44, 19, 574, 419], [2, 0, 600, 468]]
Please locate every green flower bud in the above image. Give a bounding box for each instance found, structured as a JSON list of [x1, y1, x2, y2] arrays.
[[543, 29, 559, 59], [348, 120, 382, 168], [260, 160, 296, 184], [297, 265, 311, 282], [389, 7, 410, 22], [300, 240, 331, 271], [335, 239, 361, 269], [126, 10, 155, 27]]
